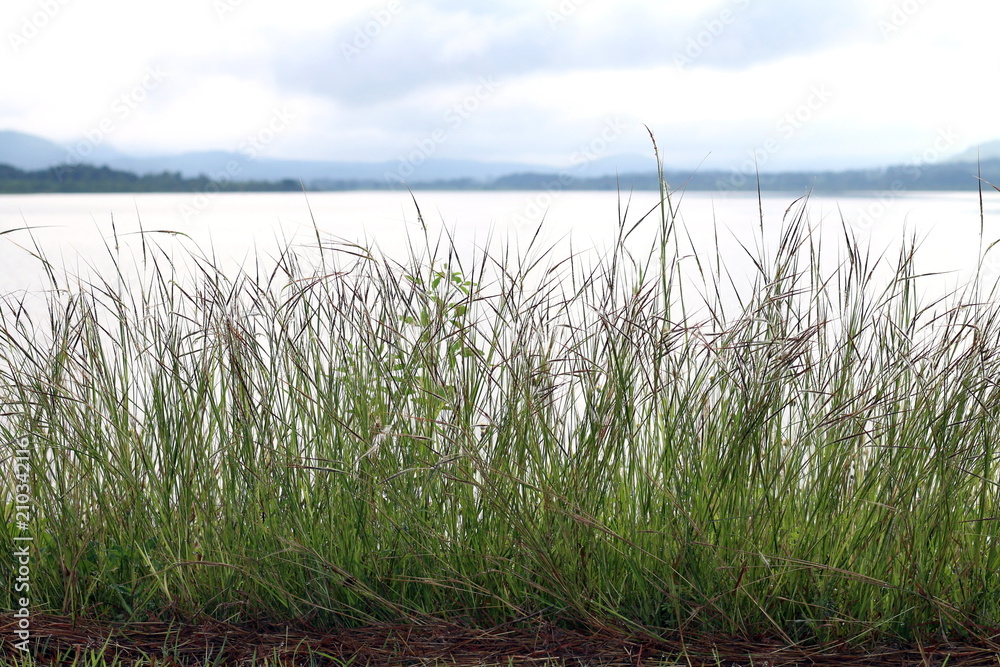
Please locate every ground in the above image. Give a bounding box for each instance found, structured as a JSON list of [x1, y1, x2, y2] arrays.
[[4, 615, 1000, 666]]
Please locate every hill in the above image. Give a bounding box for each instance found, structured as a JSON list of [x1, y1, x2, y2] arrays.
[[0, 162, 299, 194]]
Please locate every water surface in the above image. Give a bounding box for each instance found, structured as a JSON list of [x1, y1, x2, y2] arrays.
[[2, 190, 998, 299]]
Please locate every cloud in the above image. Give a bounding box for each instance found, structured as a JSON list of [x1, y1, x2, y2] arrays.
[[4, 0, 988, 170], [256, 0, 874, 108], [678, 0, 874, 69], [265, 6, 553, 106]]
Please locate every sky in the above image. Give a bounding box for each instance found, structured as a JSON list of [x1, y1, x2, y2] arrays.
[[1, 0, 998, 172]]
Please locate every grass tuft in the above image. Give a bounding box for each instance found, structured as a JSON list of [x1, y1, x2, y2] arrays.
[[2, 181, 999, 652]]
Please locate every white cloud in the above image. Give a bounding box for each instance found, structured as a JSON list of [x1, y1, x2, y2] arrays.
[[0, 0, 997, 169]]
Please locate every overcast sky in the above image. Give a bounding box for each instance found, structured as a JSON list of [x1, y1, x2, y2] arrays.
[[1, 0, 997, 172]]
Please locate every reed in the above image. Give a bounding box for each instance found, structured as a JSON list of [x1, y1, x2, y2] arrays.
[[2, 180, 998, 649]]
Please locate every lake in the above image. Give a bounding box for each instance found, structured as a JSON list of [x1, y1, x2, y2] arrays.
[[2, 190, 999, 301]]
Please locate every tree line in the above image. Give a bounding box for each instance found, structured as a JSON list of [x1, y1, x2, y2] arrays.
[[0, 163, 300, 193], [2, 159, 998, 194]]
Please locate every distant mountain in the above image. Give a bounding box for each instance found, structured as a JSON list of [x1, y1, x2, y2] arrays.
[[0, 130, 131, 170], [354, 159, 1000, 193], [103, 152, 549, 182], [5, 157, 998, 195], [0, 130, 70, 170], [4, 129, 997, 193], [947, 140, 1000, 164], [0, 129, 656, 185]]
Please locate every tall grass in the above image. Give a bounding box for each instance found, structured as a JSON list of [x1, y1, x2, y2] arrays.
[[1, 185, 999, 646]]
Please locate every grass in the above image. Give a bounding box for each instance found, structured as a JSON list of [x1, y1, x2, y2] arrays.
[[2, 161, 999, 664]]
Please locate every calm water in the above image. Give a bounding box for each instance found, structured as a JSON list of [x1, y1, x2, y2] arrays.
[[2, 190, 999, 299]]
